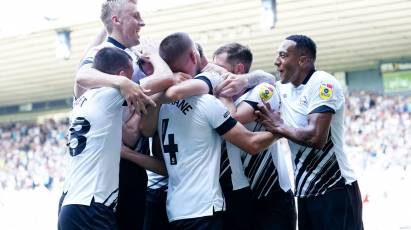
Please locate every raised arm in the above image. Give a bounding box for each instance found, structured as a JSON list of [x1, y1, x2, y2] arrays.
[[80, 28, 107, 60]]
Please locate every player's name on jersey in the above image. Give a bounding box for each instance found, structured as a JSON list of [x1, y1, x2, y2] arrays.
[[74, 95, 87, 107], [171, 99, 193, 115]]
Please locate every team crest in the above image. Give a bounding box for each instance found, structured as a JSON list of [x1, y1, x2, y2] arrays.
[[300, 95, 308, 105], [319, 83, 333, 100]]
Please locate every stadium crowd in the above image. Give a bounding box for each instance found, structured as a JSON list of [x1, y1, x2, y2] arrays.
[[0, 118, 69, 191], [345, 92, 411, 175], [0, 91, 409, 192]]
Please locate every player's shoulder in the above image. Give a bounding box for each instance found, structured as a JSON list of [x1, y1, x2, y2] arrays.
[[309, 71, 342, 90], [311, 71, 339, 84]]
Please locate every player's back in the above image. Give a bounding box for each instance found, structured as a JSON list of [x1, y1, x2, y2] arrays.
[[63, 87, 124, 207], [158, 94, 231, 221]]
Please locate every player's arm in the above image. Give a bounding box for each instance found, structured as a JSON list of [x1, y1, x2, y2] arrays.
[[122, 109, 142, 148], [139, 92, 168, 137], [80, 28, 107, 60], [120, 134, 167, 176], [218, 96, 256, 124], [75, 64, 155, 114], [256, 104, 332, 149], [163, 78, 210, 103], [221, 120, 279, 155], [215, 70, 276, 97], [139, 54, 191, 94]]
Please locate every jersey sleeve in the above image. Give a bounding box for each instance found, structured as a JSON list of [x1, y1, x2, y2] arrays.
[[194, 72, 223, 94], [202, 96, 237, 135], [307, 73, 344, 114], [243, 83, 281, 111], [79, 46, 101, 67]]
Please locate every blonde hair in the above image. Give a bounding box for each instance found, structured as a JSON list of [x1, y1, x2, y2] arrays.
[[101, 0, 133, 33]]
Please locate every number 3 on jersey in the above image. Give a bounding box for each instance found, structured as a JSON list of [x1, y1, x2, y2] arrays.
[[161, 119, 178, 165]]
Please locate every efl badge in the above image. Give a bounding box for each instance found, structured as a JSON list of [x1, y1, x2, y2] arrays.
[[258, 83, 275, 102], [319, 83, 333, 100]]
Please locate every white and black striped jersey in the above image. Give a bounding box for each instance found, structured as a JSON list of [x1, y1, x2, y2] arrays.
[[278, 70, 357, 198], [63, 87, 124, 207], [158, 94, 236, 222], [222, 83, 292, 199], [147, 171, 168, 190]]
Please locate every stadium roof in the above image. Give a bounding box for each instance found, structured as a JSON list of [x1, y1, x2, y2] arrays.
[[0, 0, 411, 108]]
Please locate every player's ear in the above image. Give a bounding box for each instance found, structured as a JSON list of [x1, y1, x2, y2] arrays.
[[189, 49, 197, 64], [234, 63, 245, 74], [298, 55, 308, 66], [118, 70, 126, 76], [112, 15, 120, 25]]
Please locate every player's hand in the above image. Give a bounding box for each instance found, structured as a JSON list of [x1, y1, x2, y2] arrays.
[[215, 72, 248, 97], [173, 72, 192, 85], [202, 63, 228, 75], [119, 78, 156, 115], [255, 103, 283, 134]]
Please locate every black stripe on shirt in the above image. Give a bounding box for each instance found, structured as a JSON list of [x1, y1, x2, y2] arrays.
[[79, 59, 93, 67], [310, 105, 335, 114], [215, 117, 237, 135], [107, 37, 126, 50], [243, 100, 258, 110], [194, 76, 213, 95]]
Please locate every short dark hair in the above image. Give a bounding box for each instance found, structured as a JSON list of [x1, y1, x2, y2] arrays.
[[195, 42, 204, 59], [159, 32, 193, 67], [213, 43, 253, 72], [286, 35, 317, 61], [93, 47, 132, 75]]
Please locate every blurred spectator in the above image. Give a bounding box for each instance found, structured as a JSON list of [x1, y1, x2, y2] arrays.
[[0, 118, 69, 191]]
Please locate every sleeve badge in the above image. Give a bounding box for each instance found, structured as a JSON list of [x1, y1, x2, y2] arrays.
[[319, 83, 333, 100]]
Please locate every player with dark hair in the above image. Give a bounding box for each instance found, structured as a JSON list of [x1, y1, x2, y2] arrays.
[[257, 34, 363, 230], [140, 32, 281, 230], [58, 47, 133, 230], [214, 42, 296, 230]]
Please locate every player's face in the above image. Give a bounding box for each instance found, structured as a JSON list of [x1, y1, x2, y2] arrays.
[[274, 40, 301, 85], [118, 1, 145, 47], [213, 52, 234, 73]]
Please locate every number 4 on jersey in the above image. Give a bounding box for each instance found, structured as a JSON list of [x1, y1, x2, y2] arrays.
[[161, 119, 178, 165]]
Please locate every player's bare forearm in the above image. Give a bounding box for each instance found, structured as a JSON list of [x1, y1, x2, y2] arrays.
[[139, 54, 174, 95], [75, 65, 125, 98], [164, 79, 209, 102], [256, 108, 331, 149], [247, 131, 279, 155], [81, 28, 107, 60], [122, 111, 142, 148], [223, 122, 277, 155], [216, 70, 276, 97], [246, 70, 276, 88], [121, 145, 167, 176], [139, 94, 164, 137], [275, 113, 332, 149]]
